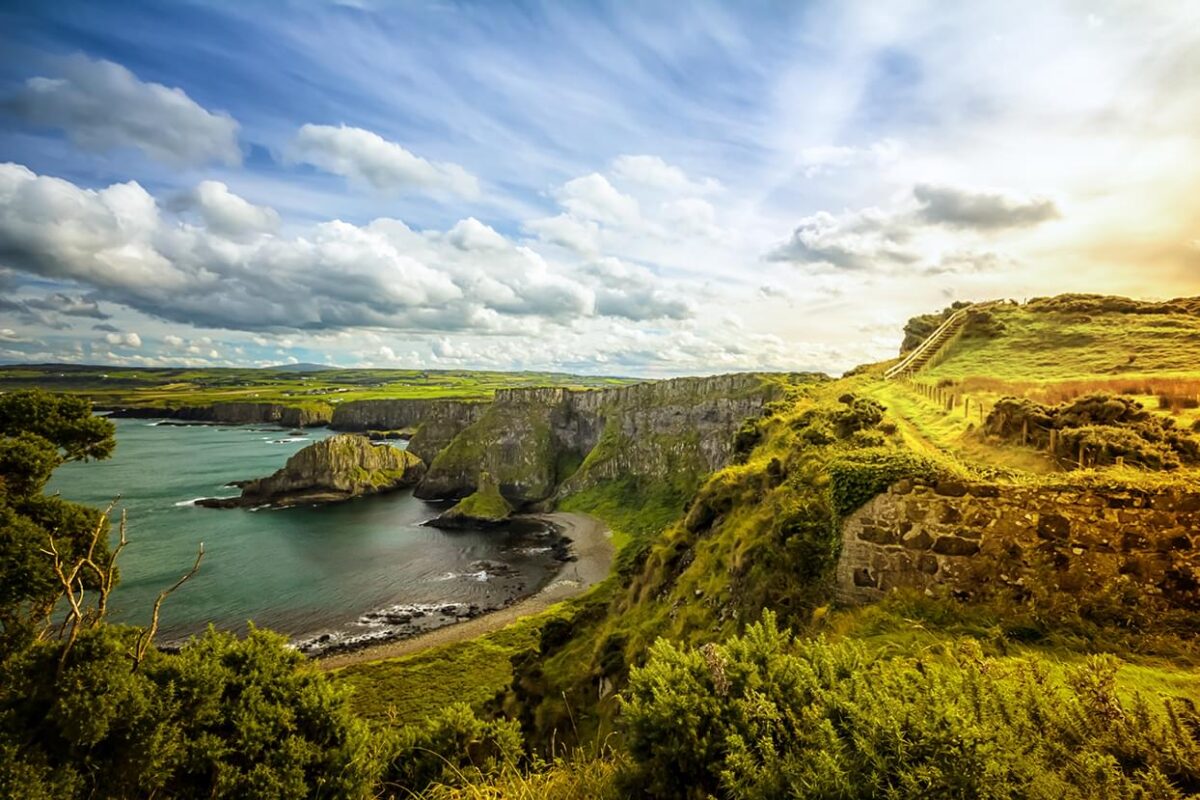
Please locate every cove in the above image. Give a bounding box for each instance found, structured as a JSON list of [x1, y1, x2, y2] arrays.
[[48, 418, 564, 655]]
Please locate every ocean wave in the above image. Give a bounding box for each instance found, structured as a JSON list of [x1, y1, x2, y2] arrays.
[[431, 570, 491, 583], [269, 437, 308, 444]]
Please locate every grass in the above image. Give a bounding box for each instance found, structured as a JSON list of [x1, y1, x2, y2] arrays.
[[334, 601, 576, 723], [0, 364, 639, 409]]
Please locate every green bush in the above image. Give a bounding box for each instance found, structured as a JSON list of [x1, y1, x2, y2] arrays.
[[830, 395, 885, 439], [620, 613, 1200, 800], [379, 703, 522, 793], [985, 393, 1200, 469]]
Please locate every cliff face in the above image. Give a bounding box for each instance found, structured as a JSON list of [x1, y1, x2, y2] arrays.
[[415, 374, 777, 507], [108, 402, 332, 427], [204, 434, 425, 507], [330, 399, 487, 463]]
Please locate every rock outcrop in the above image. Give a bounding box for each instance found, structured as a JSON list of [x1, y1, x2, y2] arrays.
[[200, 434, 425, 508], [415, 374, 778, 508], [330, 399, 488, 463], [428, 472, 514, 528]]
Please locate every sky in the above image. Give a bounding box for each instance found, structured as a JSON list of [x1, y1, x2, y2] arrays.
[[0, 0, 1197, 377]]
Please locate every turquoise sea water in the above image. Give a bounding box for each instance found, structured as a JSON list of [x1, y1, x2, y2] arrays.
[[47, 418, 560, 653]]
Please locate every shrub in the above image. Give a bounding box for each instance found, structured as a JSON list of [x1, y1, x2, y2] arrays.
[[620, 613, 1200, 800], [830, 396, 885, 439], [380, 703, 523, 793], [985, 393, 1200, 469]]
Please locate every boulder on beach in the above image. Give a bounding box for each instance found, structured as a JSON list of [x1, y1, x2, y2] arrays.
[[200, 434, 425, 508]]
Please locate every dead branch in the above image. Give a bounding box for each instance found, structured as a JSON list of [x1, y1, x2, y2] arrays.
[[130, 542, 205, 670]]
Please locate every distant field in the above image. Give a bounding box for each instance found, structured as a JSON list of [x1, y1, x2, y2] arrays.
[[0, 364, 639, 408]]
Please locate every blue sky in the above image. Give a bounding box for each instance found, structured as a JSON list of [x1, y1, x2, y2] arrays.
[[0, 1, 1197, 375]]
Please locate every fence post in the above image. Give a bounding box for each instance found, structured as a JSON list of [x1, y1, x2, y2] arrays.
[[1021, 419, 1029, 445], [1049, 429, 1058, 454], [1078, 441, 1086, 469]]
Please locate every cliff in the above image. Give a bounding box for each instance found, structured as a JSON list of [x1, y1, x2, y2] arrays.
[[414, 374, 779, 507], [107, 401, 332, 427], [330, 399, 488, 462], [200, 434, 425, 508]]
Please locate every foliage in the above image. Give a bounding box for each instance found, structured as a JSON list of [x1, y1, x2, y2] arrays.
[[620, 612, 1200, 800], [0, 390, 115, 648], [829, 394, 885, 438], [0, 625, 379, 799], [828, 448, 942, 517], [380, 703, 523, 793]]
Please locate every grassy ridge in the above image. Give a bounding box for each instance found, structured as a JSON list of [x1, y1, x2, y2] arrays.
[[923, 301, 1200, 382]]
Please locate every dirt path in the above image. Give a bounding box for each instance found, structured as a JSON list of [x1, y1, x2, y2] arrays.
[[316, 512, 612, 670]]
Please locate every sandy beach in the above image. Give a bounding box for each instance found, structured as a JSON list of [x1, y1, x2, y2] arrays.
[[316, 511, 612, 670]]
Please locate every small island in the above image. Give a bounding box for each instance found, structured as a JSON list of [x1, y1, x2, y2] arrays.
[[200, 434, 426, 508]]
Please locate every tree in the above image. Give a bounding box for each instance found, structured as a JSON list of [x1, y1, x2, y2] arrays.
[[0, 390, 115, 651]]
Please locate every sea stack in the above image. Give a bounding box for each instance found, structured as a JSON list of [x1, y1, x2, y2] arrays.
[[199, 434, 426, 508]]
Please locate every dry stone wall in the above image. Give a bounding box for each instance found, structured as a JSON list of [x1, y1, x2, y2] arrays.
[[837, 479, 1200, 610]]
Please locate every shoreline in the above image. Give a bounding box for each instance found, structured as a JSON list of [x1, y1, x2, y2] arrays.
[[314, 511, 612, 670]]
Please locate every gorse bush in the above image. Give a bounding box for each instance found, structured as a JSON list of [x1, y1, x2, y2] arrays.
[[621, 612, 1200, 800]]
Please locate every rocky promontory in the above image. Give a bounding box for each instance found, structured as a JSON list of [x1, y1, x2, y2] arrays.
[[427, 471, 514, 528], [199, 434, 425, 508]]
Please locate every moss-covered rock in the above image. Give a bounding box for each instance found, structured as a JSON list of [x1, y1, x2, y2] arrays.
[[200, 434, 425, 508], [428, 472, 514, 528]]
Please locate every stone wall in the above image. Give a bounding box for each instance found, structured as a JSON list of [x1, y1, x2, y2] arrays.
[[837, 479, 1200, 610]]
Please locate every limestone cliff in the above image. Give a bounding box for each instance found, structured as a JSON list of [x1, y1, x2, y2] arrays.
[[107, 401, 332, 427], [330, 399, 487, 462], [200, 434, 425, 508], [415, 374, 778, 507]]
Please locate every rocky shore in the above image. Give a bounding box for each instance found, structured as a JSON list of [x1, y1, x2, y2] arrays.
[[316, 512, 611, 668]]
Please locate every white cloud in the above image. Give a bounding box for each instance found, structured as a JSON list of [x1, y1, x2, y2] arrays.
[[797, 139, 902, 178], [0, 164, 688, 337], [103, 331, 142, 348], [8, 55, 240, 166], [178, 181, 280, 239], [553, 173, 639, 226], [522, 213, 600, 255], [286, 123, 480, 198], [610, 155, 721, 194]]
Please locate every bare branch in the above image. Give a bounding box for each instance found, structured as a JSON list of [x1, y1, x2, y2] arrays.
[[130, 542, 205, 669]]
